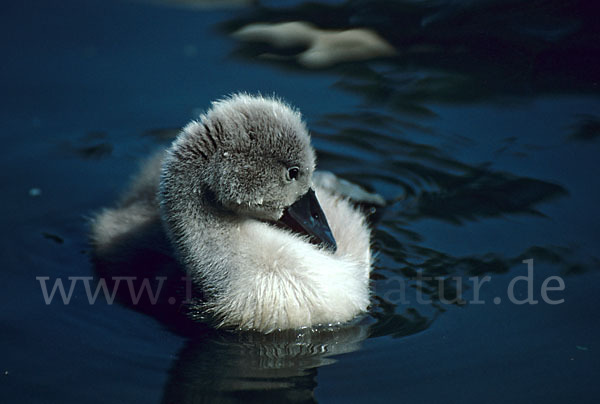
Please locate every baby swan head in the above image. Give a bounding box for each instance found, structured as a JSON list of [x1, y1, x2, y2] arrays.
[[204, 94, 314, 221], [161, 93, 335, 249]]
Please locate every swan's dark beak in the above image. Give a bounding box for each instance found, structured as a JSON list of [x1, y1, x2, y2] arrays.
[[279, 188, 337, 252]]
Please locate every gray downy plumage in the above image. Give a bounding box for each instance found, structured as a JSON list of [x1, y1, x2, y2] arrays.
[[91, 93, 375, 333]]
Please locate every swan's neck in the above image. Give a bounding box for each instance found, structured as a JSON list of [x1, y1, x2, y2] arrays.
[[159, 144, 236, 291]]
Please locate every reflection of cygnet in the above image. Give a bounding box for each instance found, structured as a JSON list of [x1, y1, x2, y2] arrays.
[[91, 94, 373, 332], [162, 324, 369, 402], [233, 21, 396, 68]]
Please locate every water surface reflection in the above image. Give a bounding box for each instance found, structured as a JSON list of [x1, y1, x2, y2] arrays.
[[162, 325, 368, 403]]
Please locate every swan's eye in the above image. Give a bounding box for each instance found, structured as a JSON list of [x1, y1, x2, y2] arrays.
[[286, 166, 300, 181]]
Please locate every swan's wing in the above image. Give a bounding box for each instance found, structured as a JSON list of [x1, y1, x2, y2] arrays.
[[312, 171, 385, 207]]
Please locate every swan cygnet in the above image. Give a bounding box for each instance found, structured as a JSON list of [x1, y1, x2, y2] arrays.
[[91, 94, 373, 333]]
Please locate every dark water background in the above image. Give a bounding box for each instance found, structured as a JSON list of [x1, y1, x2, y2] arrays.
[[1, 0, 599, 402]]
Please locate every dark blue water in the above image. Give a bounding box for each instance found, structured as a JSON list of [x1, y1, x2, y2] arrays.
[[2, 0, 599, 402]]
